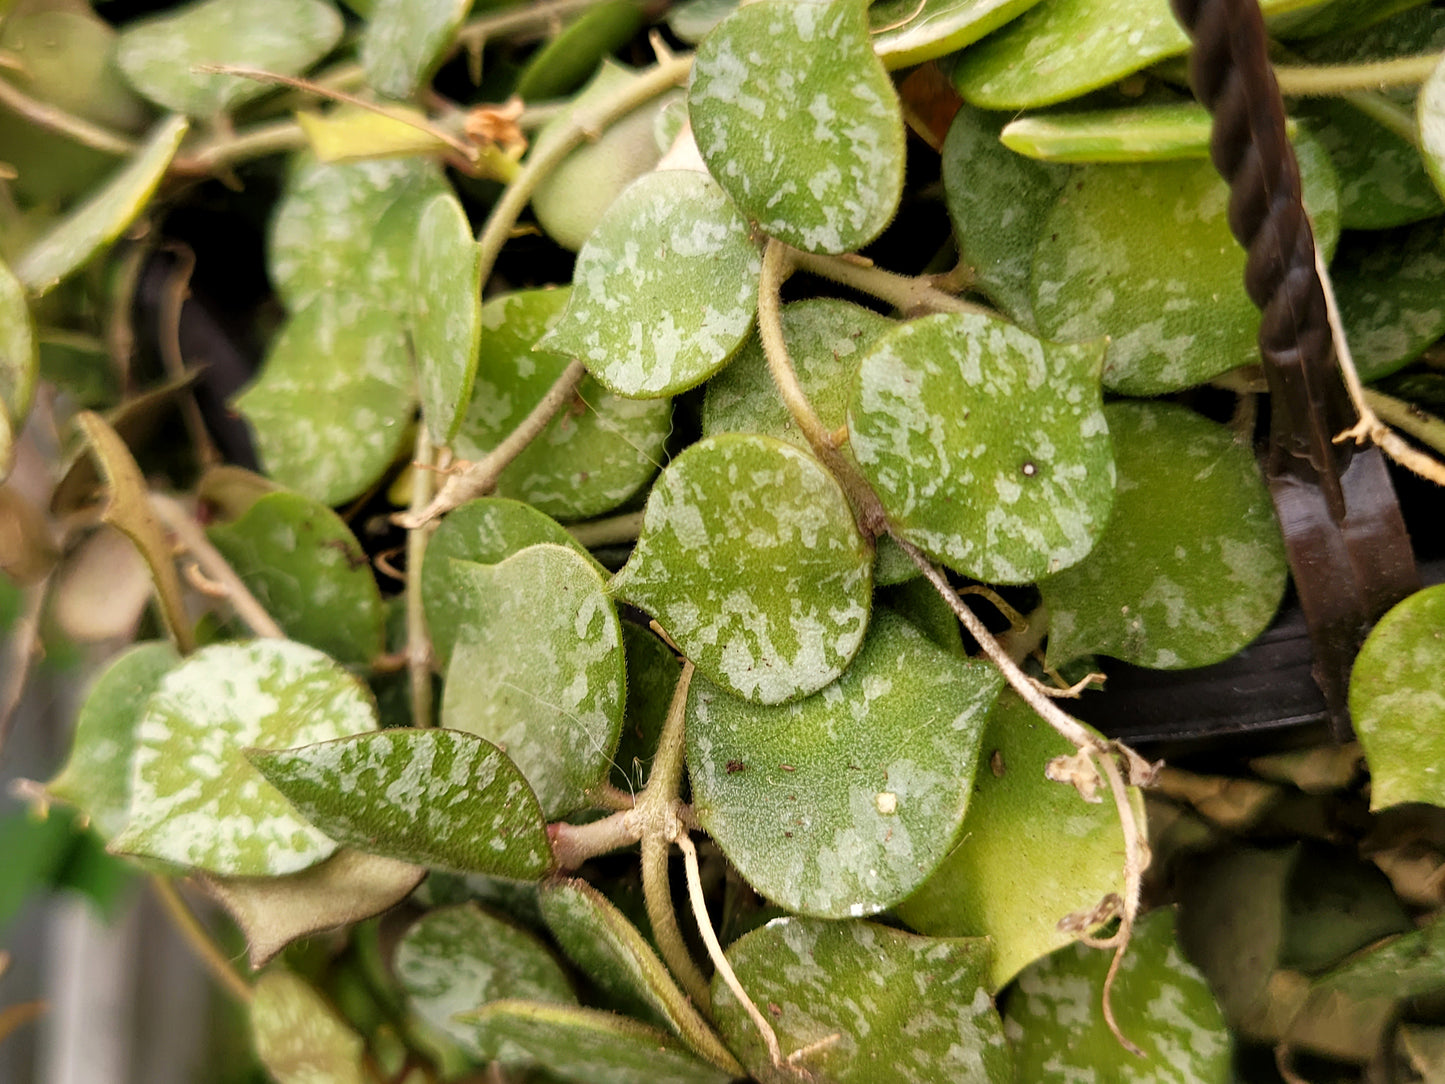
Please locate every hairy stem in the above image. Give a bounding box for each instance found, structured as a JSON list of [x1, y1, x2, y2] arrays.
[[0, 76, 137, 157], [789, 249, 991, 317], [406, 428, 437, 727], [1365, 387, 1445, 460], [1274, 52, 1442, 96], [550, 810, 636, 869], [566, 510, 646, 548], [1340, 90, 1419, 146], [151, 877, 252, 1004]]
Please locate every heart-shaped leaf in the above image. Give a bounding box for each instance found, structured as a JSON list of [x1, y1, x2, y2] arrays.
[[1333, 220, 1445, 382], [1004, 908, 1231, 1083], [412, 192, 482, 443], [1349, 584, 1445, 810], [538, 879, 743, 1074], [208, 491, 385, 667], [15, 115, 189, 296], [464, 1001, 734, 1084], [1001, 103, 1217, 162], [1031, 133, 1339, 395], [251, 969, 368, 1084], [394, 903, 576, 1062], [422, 497, 598, 667], [440, 545, 626, 818], [45, 641, 180, 841], [611, 433, 873, 705], [850, 311, 1114, 584], [941, 105, 1069, 327], [114, 0, 342, 117], [249, 728, 553, 879], [540, 170, 762, 398], [109, 639, 379, 877], [456, 288, 672, 520], [869, 0, 1046, 69], [202, 849, 425, 969], [896, 691, 1134, 990], [361, 0, 472, 100], [713, 917, 1011, 1084], [1039, 401, 1288, 670], [689, 0, 905, 254], [0, 257, 37, 452], [687, 610, 1003, 917]]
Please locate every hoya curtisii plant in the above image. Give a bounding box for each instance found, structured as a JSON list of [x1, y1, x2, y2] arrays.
[[6, 0, 1445, 1080]]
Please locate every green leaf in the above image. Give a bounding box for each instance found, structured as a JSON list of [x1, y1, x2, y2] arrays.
[[687, 611, 1003, 918], [850, 311, 1114, 584], [412, 192, 482, 443], [268, 156, 449, 313], [234, 299, 413, 506], [1001, 103, 1219, 162], [251, 969, 368, 1084], [611, 433, 873, 705], [1030, 133, 1339, 395], [456, 288, 672, 520], [249, 728, 553, 879], [613, 622, 681, 792], [394, 903, 576, 1062], [897, 691, 1135, 990], [15, 115, 189, 297], [109, 639, 379, 877], [208, 491, 385, 667], [421, 497, 598, 668], [0, 256, 37, 440], [1349, 583, 1445, 810], [515, 1, 647, 102], [669, 0, 738, 43], [440, 545, 626, 819], [1419, 53, 1445, 200], [0, 810, 81, 935], [201, 849, 425, 969], [713, 917, 1011, 1084], [362, 0, 472, 100], [114, 0, 342, 117], [1333, 220, 1445, 382], [941, 105, 1068, 327], [1314, 912, 1445, 1002], [952, 0, 1310, 109], [1004, 908, 1232, 1083], [1040, 401, 1288, 669], [465, 1001, 734, 1084], [538, 879, 744, 1074], [540, 170, 762, 398], [700, 298, 915, 586], [45, 641, 180, 842], [689, 0, 905, 254], [869, 0, 1047, 69], [296, 105, 452, 163], [1300, 99, 1442, 229]]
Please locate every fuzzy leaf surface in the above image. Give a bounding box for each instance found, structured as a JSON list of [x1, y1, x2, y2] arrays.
[[251, 970, 368, 1084]]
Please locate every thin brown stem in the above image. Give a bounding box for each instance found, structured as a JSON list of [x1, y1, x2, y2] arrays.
[[789, 249, 991, 317], [0, 577, 48, 763], [406, 428, 437, 727], [151, 877, 252, 1004], [157, 246, 221, 468]]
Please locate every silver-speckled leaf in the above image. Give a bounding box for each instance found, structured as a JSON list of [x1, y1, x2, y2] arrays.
[[870, 0, 1046, 69], [456, 288, 671, 520], [422, 498, 598, 668], [252, 970, 368, 1084], [850, 312, 1114, 584], [46, 641, 180, 841], [713, 917, 1011, 1084], [1040, 401, 1288, 670], [208, 491, 385, 667], [1030, 133, 1338, 395], [465, 1002, 734, 1084], [539, 170, 762, 398], [689, 0, 905, 254], [249, 728, 552, 879], [15, 115, 189, 297], [1, 256, 38, 469], [394, 903, 576, 1063], [538, 880, 743, 1074], [687, 611, 1003, 918], [897, 691, 1135, 990], [700, 298, 914, 585], [268, 156, 449, 312], [412, 192, 481, 443], [610, 434, 873, 705], [109, 640, 379, 877], [234, 298, 413, 506], [361, 0, 471, 100], [115, 0, 342, 117], [1005, 908, 1232, 1083], [1349, 584, 1445, 811], [440, 545, 626, 819], [941, 105, 1068, 327], [1334, 220, 1445, 382]]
